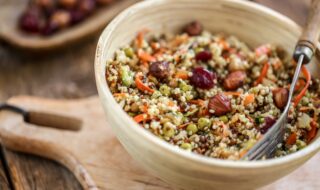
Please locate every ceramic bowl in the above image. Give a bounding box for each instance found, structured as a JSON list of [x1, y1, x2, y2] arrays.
[[95, 0, 320, 189]]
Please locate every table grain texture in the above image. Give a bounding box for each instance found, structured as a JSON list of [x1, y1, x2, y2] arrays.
[[0, 0, 315, 189]]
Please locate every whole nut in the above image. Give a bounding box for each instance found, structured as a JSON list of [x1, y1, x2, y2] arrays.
[[184, 21, 203, 36], [223, 71, 246, 90], [208, 94, 232, 116], [51, 10, 71, 28], [96, 0, 114, 5], [58, 0, 77, 9], [149, 61, 170, 80], [273, 88, 289, 109]]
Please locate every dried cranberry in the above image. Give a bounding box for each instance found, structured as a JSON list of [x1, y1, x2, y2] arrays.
[[41, 22, 59, 35], [208, 94, 232, 116], [184, 21, 203, 36], [223, 71, 246, 91], [273, 88, 289, 109], [195, 51, 212, 62], [79, 0, 96, 15], [149, 61, 170, 80], [70, 9, 86, 24], [19, 7, 42, 33], [190, 67, 216, 89], [260, 117, 276, 134]]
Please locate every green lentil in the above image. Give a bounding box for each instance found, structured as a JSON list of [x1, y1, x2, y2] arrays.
[[186, 124, 198, 135], [124, 47, 134, 58], [180, 143, 192, 150], [219, 116, 228, 123], [163, 122, 175, 137], [198, 117, 211, 129]]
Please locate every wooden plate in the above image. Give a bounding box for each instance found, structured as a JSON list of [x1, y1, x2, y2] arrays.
[[0, 0, 140, 51]]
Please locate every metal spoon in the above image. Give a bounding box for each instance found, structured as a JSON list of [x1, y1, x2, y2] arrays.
[[244, 0, 320, 160]]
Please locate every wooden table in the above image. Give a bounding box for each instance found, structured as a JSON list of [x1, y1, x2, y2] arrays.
[[0, 0, 313, 189]]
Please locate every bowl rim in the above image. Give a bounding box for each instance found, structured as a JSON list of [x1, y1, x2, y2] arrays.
[[95, 0, 320, 169]]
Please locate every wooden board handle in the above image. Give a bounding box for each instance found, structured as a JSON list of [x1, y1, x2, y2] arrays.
[[26, 111, 82, 131], [298, 0, 320, 52]]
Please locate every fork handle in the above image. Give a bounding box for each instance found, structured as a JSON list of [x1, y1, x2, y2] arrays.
[[294, 0, 320, 63]]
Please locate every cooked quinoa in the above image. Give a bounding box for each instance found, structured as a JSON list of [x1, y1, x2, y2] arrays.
[[105, 21, 320, 160]]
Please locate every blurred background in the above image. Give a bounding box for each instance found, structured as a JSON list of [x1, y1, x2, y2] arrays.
[[0, 0, 313, 189]]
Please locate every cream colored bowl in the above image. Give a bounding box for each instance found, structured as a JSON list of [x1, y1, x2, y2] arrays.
[[95, 0, 320, 189]]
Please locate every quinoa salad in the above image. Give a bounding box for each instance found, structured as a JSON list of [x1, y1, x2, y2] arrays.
[[105, 21, 320, 160]]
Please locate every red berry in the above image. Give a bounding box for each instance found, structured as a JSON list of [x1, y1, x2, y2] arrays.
[[260, 117, 276, 134], [190, 67, 215, 89], [195, 50, 212, 62], [19, 7, 42, 33]]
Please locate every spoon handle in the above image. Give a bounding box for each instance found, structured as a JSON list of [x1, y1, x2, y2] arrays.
[[294, 0, 320, 63]]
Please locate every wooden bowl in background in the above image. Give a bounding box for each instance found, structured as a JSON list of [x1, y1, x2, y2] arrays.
[[0, 0, 140, 51]]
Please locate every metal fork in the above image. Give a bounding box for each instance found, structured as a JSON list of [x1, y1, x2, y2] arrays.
[[243, 0, 320, 160]]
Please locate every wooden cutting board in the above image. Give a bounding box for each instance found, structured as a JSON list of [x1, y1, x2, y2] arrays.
[[0, 96, 318, 190]]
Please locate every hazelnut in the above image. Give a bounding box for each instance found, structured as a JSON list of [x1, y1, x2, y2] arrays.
[[223, 71, 246, 90], [51, 10, 71, 28], [273, 88, 289, 109], [184, 21, 203, 36], [208, 94, 232, 116], [149, 61, 170, 80], [58, 0, 77, 9]]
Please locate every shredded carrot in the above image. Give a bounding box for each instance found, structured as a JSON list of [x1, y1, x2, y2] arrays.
[[244, 94, 255, 106], [307, 121, 318, 143], [113, 93, 127, 98], [178, 123, 191, 129], [299, 106, 313, 112], [254, 62, 269, 86], [135, 74, 155, 93], [293, 66, 311, 106], [175, 71, 189, 79], [286, 132, 297, 145], [133, 114, 148, 123], [218, 39, 229, 50], [239, 150, 248, 159], [137, 49, 156, 63], [189, 99, 205, 106], [136, 29, 150, 48], [223, 91, 242, 96], [141, 105, 148, 113]]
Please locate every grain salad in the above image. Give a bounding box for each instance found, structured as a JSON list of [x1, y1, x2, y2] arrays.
[[105, 21, 320, 160]]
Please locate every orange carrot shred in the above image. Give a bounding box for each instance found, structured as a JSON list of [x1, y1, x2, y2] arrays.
[[135, 74, 155, 94], [175, 71, 189, 79], [223, 91, 242, 96], [137, 49, 156, 63], [286, 132, 297, 145], [293, 66, 311, 106], [254, 62, 269, 86], [136, 29, 150, 48], [307, 121, 318, 143], [244, 94, 255, 106], [133, 114, 146, 123]]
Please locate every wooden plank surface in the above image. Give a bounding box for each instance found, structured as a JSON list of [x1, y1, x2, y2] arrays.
[[0, 0, 314, 190], [0, 147, 11, 190]]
